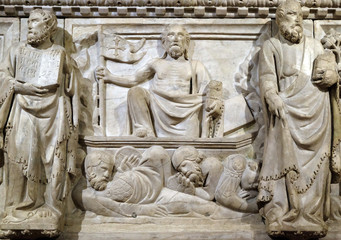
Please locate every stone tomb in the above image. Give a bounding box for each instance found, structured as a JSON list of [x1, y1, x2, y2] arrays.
[[0, 4, 340, 240]]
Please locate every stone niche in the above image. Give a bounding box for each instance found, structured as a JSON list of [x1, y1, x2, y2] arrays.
[[0, 2, 340, 240]]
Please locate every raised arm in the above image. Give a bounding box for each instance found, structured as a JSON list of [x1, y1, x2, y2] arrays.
[[95, 60, 156, 88]]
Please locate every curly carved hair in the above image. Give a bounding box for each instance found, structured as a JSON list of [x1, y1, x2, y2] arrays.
[[84, 151, 113, 180], [275, 0, 302, 26], [29, 9, 58, 40], [161, 24, 190, 60]]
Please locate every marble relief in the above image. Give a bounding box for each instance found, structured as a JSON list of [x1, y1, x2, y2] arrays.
[[73, 146, 259, 219], [258, 0, 341, 239], [96, 24, 223, 138], [0, 1, 340, 239], [66, 18, 267, 137], [0, 9, 84, 239]]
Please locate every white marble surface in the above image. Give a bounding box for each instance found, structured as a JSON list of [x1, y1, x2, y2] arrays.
[[0, 17, 19, 215], [0, 14, 340, 240], [272, 19, 314, 37], [58, 218, 341, 240], [60, 215, 271, 240], [315, 20, 341, 41], [20, 18, 64, 44], [65, 18, 271, 136], [0, 18, 19, 62]]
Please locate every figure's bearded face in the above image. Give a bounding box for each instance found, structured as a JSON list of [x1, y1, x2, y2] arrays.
[[89, 174, 109, 191], [163, 26, 189, 59], [88, 162, 113, 191], [279, 22, 303, 44], [278, 8, 303, 44], [179, 160, 204, 187], [27, 12, 51, 46]]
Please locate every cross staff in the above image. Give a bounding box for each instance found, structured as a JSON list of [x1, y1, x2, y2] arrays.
[[95, 26, 146, 136]]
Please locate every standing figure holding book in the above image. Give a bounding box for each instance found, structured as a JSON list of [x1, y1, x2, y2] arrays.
[[0, 9, 81, 233]]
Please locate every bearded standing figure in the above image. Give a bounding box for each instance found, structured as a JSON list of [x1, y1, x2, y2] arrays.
[[257, 0, 341, 238], [0, 9, 80, 229]]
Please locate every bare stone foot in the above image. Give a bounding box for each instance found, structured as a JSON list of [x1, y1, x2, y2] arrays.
[[135, 127, 148, 137], [281, 209, 299, 222], [38, 208, 53, 218], [134, 127, 155, 138], [34, 205, 60, 219], [26, 205, 61, 227]]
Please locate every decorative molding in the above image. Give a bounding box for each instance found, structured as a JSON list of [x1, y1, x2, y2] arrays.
[[0, 4, 341, 19], [80, 133, 256, 149], [0, 0, 338, 8]]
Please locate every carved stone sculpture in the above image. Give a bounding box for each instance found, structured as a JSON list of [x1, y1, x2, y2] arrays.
[[0, 9, 82, 239], [257, 0, 341, 238], [73, 148, 169, 217], [167, 146, 223, 200], [167, 147, 259, 213], [3, 1, 341, 239], [202, 80, 224, 138], [96, 24, 223, 138], [96, 31, 147, 135], [73, 146, 250, 218], [320, 29, 341, 184], [215, 154, 259, 213]]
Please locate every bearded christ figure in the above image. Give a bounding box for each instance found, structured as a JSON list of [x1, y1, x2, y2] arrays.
[[257, 0, 340, 238], [96, 25, 222, 138], [0, 9, 81, 232]]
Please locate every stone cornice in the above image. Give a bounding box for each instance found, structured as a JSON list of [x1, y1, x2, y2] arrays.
[[80, 132, 256, 149], [0, 0, 339, 7], [1, 5, 341, 19]]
